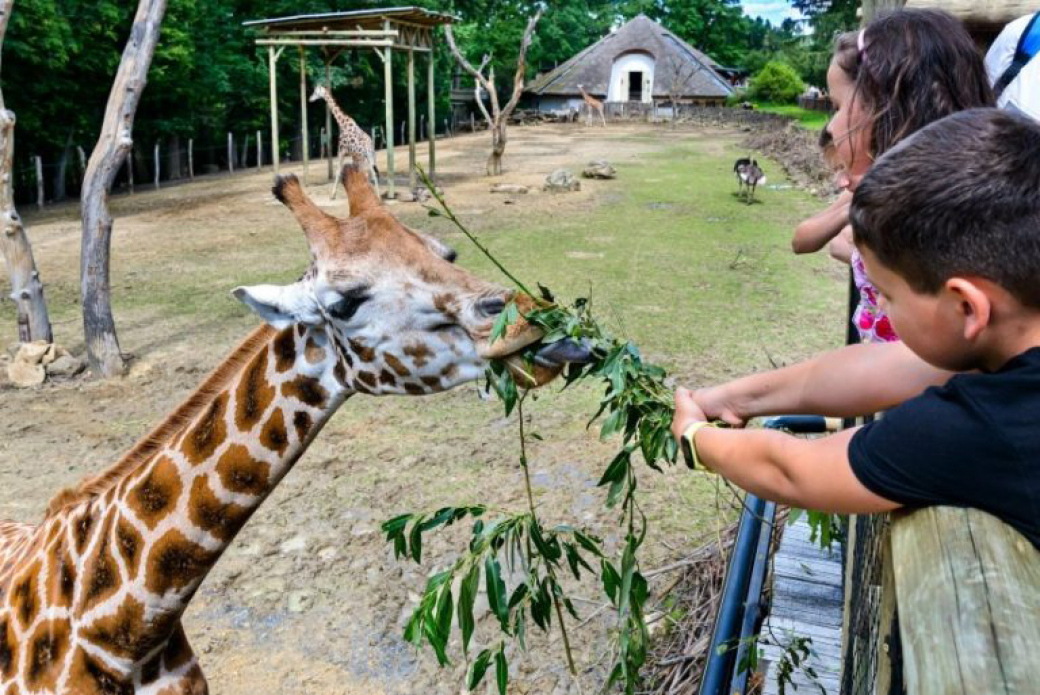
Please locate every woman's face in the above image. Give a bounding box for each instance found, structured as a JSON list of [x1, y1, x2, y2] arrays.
[[825, 58, 873, 187]]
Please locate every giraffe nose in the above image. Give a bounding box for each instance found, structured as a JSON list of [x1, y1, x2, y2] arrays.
[[477, 297, 507, 317]]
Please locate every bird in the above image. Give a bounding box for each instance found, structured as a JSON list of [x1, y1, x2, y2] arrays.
[[733, 157, 767, 204]]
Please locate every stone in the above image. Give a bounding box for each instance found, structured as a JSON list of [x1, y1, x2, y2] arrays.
[[543, 169, 580, 193], [46, 354, 85, 379], [8, 360, 45, 388], [582, 160, 617, 179], [489, 183, 529, 195], [16, 340, 51, 365], [279, 536, 307, 554]]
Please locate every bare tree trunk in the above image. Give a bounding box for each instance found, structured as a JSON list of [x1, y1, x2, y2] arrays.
[[0, 0, 52, 345], [446, 10, 541, 177], [80, 0, 167, 377]]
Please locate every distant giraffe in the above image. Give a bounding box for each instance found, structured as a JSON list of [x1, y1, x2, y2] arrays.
[[577, 84, 607, 127], [310, 84, 380, 201], [0, 165, 585, 694]]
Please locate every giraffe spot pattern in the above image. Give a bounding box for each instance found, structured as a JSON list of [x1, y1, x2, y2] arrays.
[[215, 445, 270, 497], [72, 510, 94, 556], [384, 353, 411, 377], [83, 515, 119, 607], [182, 393, 228, 465], [404, 383, 426, 395], [25, 619, 69, 692], [355, 371, 377, 391], [421, 376, 442, 389], [348, 338, 375, 363], [69, 646, 134, 695], [273, 327, 297, 372], [304, 337, 327, 365], [115, 515, 143, 581], [378, 369, 397, 386], [293, 411, 312, 443], [81, 596, 154, 661], [403, 343, 433, 368], [45, 541, 75, 609], [259, 408, 289, 455], [0, 618, 15, 679], [281, 376, 328, 408], [188, 475, 252, 542], [145, 529, 215, 596], [128, 456, 183, 530], [10, 562, 40, 630], [235, 349, 274, 431], [162, 623, 195, 672]]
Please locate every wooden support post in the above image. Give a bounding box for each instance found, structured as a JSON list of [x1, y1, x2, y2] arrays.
[[127, 148, 134, 194], [153, 141, 160, 189], [33, 156, 43, 209], [324, 59, 333, 182], [470, 113, 475, 132], [256, 129, 262, 171], [298, 46, 309, 181], [420, 114, 425, 141], [383, 27, 395, 199], [268, 45, 282, 173], [428, 49, 436, 177], [188, 138, 194, 180], [407, 48, 416, 190], [227, 132, 234, 175]]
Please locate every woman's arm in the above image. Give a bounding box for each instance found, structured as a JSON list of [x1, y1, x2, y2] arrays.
[[828, 225, 854, 264], [791, 190, 852, 254], [690, 341, 952, 425]]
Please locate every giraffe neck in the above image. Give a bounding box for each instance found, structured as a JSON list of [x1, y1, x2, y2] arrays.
[[56, 323, 355, 666], [322, 93, 356, 132]]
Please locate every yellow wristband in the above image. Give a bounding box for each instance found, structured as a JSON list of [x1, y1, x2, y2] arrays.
[[681, 421, 718, 473]]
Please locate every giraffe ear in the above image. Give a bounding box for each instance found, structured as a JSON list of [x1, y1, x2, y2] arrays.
[[233, 282, 321, 329]]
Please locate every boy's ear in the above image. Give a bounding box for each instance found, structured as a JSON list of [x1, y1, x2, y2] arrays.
[[945, 278, 991, 341], [232, 282, 321, 329]]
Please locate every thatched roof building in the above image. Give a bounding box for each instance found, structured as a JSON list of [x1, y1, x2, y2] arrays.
[[525, 15, 733, 113]]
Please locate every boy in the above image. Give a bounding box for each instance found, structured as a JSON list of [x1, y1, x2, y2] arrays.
[[671, 109, 1040, 548]]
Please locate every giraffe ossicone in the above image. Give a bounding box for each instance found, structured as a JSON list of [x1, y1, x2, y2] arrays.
[[0, 166, 583, 694]]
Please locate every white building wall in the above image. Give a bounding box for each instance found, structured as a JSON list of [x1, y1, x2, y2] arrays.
[[608, 52, 655, 103]]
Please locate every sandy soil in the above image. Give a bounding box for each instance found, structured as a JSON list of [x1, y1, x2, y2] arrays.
[[0, 122, 816, 694]]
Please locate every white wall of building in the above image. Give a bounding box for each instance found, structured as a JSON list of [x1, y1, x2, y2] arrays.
[[608, 52, 655, 103]]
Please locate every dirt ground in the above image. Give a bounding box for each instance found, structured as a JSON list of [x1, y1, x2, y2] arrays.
[[0, 122, 844, 694]]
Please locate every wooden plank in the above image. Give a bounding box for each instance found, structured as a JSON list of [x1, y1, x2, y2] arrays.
[[407, 47, 416, 190], [891, 507, 1040, 695], [905, 0, 1037, 26], [383, 21, 395, 199], [269, 45, 281, 173], [298, 46, 308, 180]]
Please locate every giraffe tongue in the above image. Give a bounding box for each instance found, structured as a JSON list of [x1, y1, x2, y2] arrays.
[[480, 293, 545, 359]]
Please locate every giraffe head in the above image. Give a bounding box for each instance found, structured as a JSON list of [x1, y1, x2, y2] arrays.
[[233, 166, 569, 395], [309, 84, 328, 102]]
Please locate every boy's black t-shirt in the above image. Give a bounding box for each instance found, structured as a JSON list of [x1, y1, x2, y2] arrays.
[[848, 347, 1040, 549]]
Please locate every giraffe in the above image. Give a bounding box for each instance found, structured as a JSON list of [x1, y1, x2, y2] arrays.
[[309, 84, 380, 202], [0, 165, 583, 694], [577, 84, 607, 127]]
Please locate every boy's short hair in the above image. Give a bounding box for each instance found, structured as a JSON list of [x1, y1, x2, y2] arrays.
[[851, 108, 1040, 308]]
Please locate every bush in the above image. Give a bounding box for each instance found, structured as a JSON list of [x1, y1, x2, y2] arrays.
[[747, 61, 805, 104]]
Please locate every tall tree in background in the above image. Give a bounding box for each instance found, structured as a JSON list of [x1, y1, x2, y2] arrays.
[[446, 8, 542, 176], [0, 0, 52, 345], [80, 0, 167, 377]]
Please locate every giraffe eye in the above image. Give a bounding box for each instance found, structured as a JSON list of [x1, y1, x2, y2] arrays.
[[327, 288, 370, 322]]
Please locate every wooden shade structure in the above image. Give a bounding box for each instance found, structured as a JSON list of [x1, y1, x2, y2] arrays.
[[244, 6, 456, 198]]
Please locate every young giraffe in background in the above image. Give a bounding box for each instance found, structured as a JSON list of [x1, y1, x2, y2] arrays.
[[0, 165, 581, 694], [577, 85, 607, 127], [309, 84, 380, 201]]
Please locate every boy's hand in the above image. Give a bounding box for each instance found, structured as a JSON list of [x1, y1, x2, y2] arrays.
[[672, 387, 708, 442]]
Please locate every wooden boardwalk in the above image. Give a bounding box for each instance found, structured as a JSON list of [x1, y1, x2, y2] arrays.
[[759, 516, 844, 695]]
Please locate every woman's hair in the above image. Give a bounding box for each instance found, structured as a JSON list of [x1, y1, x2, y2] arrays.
[[834, 8, 994, 158]]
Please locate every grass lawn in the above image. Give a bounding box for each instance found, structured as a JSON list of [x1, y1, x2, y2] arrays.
[[754, 102, 830, 130]]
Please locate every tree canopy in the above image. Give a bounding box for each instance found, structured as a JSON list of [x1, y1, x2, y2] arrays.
[[2, 0, 855, 202]]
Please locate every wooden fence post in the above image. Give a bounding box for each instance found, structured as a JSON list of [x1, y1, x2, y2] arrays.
[[227, 132, 234, 175], [470, 113, 475, 132], [153, 142, 159, 190], [188, 138, 194, 180], [256, 129, 262, 172], [33, 155, 43, 209], [127, 147, 134, 194]]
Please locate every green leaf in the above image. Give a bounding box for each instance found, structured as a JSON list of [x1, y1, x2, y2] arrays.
[[485, 556, 509, 632], [573, 530, 604, 557], [467, 648, 493, 690], [597, 450, 630, 487], [495, 645, 509, 695], [458, 563, 480, 654], [602, 560, 621, 605], [409, 514, 424, 563]]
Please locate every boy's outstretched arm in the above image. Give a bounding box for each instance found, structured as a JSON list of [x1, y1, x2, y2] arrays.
[[693, 340, 952, 426], [672, 389, 900, 513]]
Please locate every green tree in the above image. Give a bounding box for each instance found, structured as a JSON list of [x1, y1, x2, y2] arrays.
[[747, 60, 805, 103]]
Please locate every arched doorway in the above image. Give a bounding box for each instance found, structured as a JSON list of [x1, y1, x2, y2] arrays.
[[608, 51, 655, 103]]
